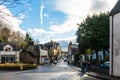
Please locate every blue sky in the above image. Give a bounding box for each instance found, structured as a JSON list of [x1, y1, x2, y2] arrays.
[[0, 0, 118, 50]]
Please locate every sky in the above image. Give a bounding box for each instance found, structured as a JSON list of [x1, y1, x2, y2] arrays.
[[0, 0, 118, 50]]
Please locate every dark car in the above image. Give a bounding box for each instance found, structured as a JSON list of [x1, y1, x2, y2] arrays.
[[100, 61, 109, 70]]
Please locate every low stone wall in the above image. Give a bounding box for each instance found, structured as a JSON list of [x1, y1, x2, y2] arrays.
[[88, 66, 109, 74]]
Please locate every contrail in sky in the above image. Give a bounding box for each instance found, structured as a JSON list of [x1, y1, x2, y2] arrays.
[[40, 2, 44, 24]]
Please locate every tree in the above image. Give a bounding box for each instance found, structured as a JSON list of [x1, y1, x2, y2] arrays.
[[76, 20, 91, 61], [34, 39, 40, 45], [0, 0, 29, 17], [1, 27, 10, 42], [76, 12, 109, 64], [15, 31, 25, 48], [68, 41, 72, 52], [24, 32, 33, 46]]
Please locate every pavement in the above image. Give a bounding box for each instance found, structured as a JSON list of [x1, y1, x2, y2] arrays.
[[70, 65, 120, 80]]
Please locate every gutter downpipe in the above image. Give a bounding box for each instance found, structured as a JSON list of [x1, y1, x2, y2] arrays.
[[111, 15, 114, 76]]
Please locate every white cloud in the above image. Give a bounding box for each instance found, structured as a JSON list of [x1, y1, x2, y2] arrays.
[[0, 5, 26, 35], [17, 13, 26, 20], [40, 3, 44, 24], [50, 0, 118, 38], [55, 0, 92, 17], [28, 28, 53, 37], [43, 13, 49, 17], [49, 17, 79, 34], [45, 0, 92, 41], [30, 0, 117, 44], [47, 0, 90, 35], [28, 27, 77, 44], [90, 0, 118, 14], [105, 0, 118, 11], [49, 21, 54, 25], [24, 1, 32, 11]]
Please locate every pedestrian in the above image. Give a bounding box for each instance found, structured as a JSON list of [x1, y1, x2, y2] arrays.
[[81, 61, 87, 72], [47, 58, 50, 65], [67, 59, 69, 65]]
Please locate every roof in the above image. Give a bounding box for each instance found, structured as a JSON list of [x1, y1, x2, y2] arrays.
[[22, 45, 40, 57], [110, 0, 120, 16], [0, 43, 19, 51], [71, 48, 78, 53]]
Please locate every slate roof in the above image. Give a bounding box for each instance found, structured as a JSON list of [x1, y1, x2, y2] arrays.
[[0, 43, 19, 51], [71, 48, 78, 54], [22, 45, 40, 57], [110, 0, 120, 16]]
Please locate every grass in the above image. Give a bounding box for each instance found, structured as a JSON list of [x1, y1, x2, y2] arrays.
[[0, 63, 37, 70]]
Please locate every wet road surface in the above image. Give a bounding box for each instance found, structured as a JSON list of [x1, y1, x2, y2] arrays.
[[0, 60, 100, 80]]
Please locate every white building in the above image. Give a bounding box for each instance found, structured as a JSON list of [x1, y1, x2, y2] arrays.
[[110, 0, 120, 77], [40, 49, 48, 64], [0, 43, 19, 63]]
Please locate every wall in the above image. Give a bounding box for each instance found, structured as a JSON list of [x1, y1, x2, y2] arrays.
[[0, 51, 20, 63], [110, 13, 120, 76], [40, 49, 48, 64], [40, 49, 48, 56]]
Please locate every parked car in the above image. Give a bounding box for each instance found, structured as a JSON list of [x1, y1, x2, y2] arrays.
[[53, 60, 57, 65], [64, 57, 67, 62], [44, 58, 50, 64], [100, 61, 109, 70]]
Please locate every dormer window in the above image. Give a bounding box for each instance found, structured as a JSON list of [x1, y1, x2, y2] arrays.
[[5, 47, 11, 51], [3, 44, 13, 51]]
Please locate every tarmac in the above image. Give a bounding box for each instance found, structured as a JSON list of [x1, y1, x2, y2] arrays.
[[70, 65, 120, 80]]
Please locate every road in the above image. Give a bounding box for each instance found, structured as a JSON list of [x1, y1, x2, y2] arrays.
[[0, 60, 100, 80]]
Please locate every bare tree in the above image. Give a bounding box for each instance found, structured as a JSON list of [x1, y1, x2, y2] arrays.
[[0, 0, 29, 17]]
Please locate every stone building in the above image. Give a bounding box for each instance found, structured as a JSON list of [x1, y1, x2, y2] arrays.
[[68, 41, 78, 63], [20, 43, 40, 64], [44, 41, 62, 61]]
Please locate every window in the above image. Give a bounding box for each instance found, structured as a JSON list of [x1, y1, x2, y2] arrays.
[[5, 47, 12, 51], [3, 45, 13, 51]]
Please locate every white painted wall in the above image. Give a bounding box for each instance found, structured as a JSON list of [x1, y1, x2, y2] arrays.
[[40, 49, 48, 64], [0, 51, 20, 63], [110, 13, 120, 76], [40, 49, 48, 56], [110, 16, 112, 75]]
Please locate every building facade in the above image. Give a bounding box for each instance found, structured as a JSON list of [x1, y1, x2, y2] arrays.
[[44, 41, 62, 62], [0, 43, 19, 63], [68, 41, 78, 63], [110, 0, 120, 76], [20, 43, 40, 64]]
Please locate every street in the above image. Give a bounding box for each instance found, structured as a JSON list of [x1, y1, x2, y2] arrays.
[[0, 60, 100, 80]]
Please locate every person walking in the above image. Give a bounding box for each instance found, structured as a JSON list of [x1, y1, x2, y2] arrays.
[[67, 59, 69, 65], [81, 61, 87, 72]]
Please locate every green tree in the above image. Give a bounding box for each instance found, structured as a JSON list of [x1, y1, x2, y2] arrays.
[[24, 32, 33, 46], [76, 12, 109, 64], [76, 21, 91, 61], [0, 35, 3, 42]]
